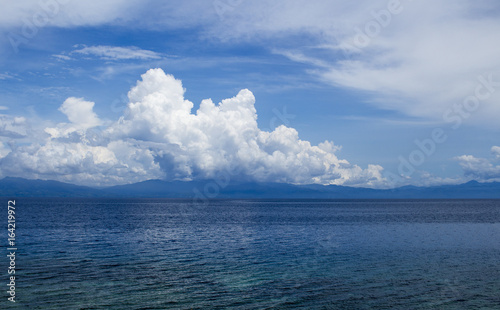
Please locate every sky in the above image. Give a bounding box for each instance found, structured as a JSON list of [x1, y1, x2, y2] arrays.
[[0, 0, 499, 188]]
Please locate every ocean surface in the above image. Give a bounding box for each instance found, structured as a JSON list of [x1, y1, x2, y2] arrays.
[[5, 199, 500, 309]]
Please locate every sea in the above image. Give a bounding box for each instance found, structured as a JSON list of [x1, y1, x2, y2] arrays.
[[5, 199, 500, 309]]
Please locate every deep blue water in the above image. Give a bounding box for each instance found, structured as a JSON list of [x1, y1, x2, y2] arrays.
[[4, 199, 500, 309]]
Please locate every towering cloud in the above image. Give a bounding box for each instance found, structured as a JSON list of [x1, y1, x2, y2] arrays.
[[45, 97, 103, 139], [0, 68, 386, 187]]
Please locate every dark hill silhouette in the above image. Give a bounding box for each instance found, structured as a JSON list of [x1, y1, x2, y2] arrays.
[[1, 177, 500, 198]]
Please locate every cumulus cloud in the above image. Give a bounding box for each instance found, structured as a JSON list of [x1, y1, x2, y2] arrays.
[[0, 115, 28, 138], [71, 45, 162, 60], [0, 115, 30, 168], [0, 68, 387, 187], [107, 68, 386, 187], [59, 97, 102, 128], [45, 97, 103, 139], [456, 147, 500, 182], [0, 142, 11, 159], [492, 146, 500, 159]]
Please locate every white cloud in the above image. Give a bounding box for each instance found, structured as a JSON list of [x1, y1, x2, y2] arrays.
[[224, 1, 500, 126], [0, 0, 142, 29], [456, 147, 500, 182], [60, 97, 102, 128], [0, 116, 28, 138], [0, 73, 19, 81], [107, 68, 386, 187], [45, 97, 103, 139], [409, 170, 464, 187], [492, 146, 500, 159], [1, 141, 124, 186], [71, 45, 162, 60], [0, 73, 14, 80], [4, 1, 500, 127], [157, 0, 500, 127], [52, 54, 71, 61], [0, 142, 11, 159], [0, 68, 388, 187]]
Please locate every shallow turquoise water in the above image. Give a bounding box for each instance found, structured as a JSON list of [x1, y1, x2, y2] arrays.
[[5, 199, 500, 309]]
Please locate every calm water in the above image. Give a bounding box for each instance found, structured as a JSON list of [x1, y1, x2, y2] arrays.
[[5, 199, 500, 309]]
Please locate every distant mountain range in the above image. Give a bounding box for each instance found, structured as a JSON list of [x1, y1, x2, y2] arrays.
[[0, 177, 499, 199]]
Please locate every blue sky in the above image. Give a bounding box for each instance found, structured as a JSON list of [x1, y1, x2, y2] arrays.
[[0, 0, 499, 188]]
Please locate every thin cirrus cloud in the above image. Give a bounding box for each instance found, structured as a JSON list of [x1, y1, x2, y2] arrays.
[[53, 45, 163, 61], [211, 0, 500, 126], [0, 0, 141, 28], [70, 45, 163, 60], [0, 69, 387, 187], [4, 1, 500, 111], [5, 0, 498, 126], [0, 73, 14, 80]]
